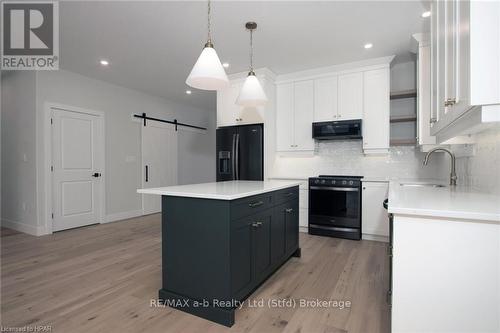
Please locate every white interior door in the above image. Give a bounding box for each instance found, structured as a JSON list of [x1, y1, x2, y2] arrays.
[[52, 108, 104, 231], [142, 121, 178, 215]]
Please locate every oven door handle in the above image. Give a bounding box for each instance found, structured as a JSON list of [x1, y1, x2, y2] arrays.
[[309, 186, 359, 192], [309, 224, 359, 233]]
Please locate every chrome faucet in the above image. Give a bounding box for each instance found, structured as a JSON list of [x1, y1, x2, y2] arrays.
[[423, 147, 457, 186]]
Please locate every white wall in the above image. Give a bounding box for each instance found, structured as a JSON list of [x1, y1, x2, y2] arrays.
[[1, 72, 40, 234], [1, 69, 215, 235]]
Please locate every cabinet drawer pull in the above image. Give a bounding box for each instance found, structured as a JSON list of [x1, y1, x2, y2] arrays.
[[444, 98, 456, 107], [248, 201, 264, 208], [285, 192, 294, 196], [252, 222, 263, 228], [285, 208, 293, 213]]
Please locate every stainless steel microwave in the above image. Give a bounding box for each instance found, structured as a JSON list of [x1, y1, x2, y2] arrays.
[[312, 119, 362, 140]]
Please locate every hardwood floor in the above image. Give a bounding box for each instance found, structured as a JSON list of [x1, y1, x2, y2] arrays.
[[1, 214, 390, 333]]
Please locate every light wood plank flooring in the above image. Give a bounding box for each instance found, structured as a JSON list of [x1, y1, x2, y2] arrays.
[[1, 214, 389, 333]]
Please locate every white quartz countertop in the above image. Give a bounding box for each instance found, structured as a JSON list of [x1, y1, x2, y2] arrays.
[[137, 180, 303, 200], [388, 180, 500, 222]]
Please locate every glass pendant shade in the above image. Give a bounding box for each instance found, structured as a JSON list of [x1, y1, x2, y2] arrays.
[[186, 46, 229, 90], [236, 73, 268, 107]]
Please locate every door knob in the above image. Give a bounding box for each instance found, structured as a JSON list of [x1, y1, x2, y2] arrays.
[[92, 172, 101, 178]]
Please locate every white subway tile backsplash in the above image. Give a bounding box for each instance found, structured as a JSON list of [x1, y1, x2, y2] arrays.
[[273, 140, 449, 180], [455, 128, 500, 194]]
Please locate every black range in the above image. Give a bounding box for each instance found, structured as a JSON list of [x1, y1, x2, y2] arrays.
[[308, 175, 363, 240]]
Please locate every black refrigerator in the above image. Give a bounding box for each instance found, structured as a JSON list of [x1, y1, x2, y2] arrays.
[[216, 124, 264, 181]]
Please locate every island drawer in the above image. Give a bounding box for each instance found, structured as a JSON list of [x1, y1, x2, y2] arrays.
[[231, 193, 274, 220], [273, 186, 299, 205]]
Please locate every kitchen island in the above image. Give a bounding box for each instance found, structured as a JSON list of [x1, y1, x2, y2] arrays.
[[138, 180, 302, 327]]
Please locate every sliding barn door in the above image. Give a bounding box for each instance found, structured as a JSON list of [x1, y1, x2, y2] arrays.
[[141, 121, 178, 215]]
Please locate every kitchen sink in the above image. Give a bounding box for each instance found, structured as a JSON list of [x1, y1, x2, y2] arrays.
[[400, 183, 446, 188]]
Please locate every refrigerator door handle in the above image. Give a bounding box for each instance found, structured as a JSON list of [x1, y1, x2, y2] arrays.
[[231, 134, 236, 180], [235, 133, 240, 180]]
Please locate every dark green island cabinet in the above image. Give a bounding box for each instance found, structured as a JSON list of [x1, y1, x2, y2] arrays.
[[157, 184, 300, 327]]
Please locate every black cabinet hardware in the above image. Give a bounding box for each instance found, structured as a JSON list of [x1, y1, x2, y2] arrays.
[[145, 165, 149, 182], [92, 172, 101, 177], [248, 201, 264, 208]]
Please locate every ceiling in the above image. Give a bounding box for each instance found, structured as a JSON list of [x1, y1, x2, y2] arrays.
[[59, 1, 428, 110]]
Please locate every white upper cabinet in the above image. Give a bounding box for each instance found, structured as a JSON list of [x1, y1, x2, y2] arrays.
[[362, 68, 390, 154], [276, 81, 314, 151], [274, 56, 393, 154], [414, 34, 437, 149], [276, 83, 294, 151], [313, 76, 338, 122], [337, 72, 363, 121], [430, 0, 500, 141], [293, 81, 315, 151]]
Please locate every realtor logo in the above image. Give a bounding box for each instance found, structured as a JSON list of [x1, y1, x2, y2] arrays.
[[1, 1, 59, 70]]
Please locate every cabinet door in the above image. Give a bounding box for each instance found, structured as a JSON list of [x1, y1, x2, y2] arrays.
[[285, 199, 299, 254], [230, 218, 253, 297], [361, 182, 389, 237], [271, 203, 287, 265], [430, 0, 440, 127], [276, 83, 295, 151], [293, 80, 315, 151], [362, 69, 390, 153], [314, 76, 338, 122], [338, 72, 363, 120], [417, 42, 436, 146], [217, 81, 242, 127], [253, 210, 272, 281]]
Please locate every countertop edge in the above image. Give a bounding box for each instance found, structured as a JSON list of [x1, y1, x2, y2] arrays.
[[137, 181, 303, 200]]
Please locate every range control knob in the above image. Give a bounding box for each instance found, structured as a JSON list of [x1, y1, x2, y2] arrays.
[[332, 180, 336, 185], [321, 179, 326, 184], [342, 180, 347, 185], [349, 180, 354, 185], [314, 179, 319, 184]]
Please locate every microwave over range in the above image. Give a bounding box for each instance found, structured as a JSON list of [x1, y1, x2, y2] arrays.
[[312, 119, 362, 140]]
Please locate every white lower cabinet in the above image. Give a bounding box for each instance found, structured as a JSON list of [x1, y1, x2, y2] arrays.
[[392, 215, 500, 332], [361, 181, 389, 239], [276, 81, 314, 151], [362, 69, 390, 154]]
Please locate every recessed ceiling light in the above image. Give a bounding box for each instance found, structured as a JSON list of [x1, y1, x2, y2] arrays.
[[421, 11, 431, 18], [364, 43, 373, 49], [99, 59, 109, 66], [222, 62, 230, 68], [186, 90, 192, 95]]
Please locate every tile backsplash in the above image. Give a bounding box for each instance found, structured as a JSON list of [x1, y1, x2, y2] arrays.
[[455, 128, 500, 194], [272, 140, 448, 180]]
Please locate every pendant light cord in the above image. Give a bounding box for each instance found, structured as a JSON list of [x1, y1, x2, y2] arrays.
[[206, 0, 212, 46], [249, 28, 254, 72]]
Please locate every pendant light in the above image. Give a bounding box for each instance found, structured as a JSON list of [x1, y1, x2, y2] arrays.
[[186, 0, 228, 91], [236, 22, 268, 107]]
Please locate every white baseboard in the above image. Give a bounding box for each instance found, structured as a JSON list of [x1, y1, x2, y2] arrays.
[[362, 233, 389, 243], [105, 210, 143, 223], [1, 218, 46, 236], [299, 226, 308, 233]]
